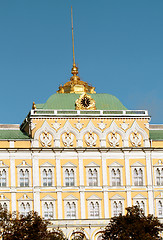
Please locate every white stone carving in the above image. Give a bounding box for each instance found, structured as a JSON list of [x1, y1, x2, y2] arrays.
[[98, 121, 106, 130], [62, 131, 74, 147], [75, 121, 84, 130], [144, 123, 149, 130], [108, 130, 120, 147], [40, 130, 52, 147], [130, 131, 142, 147], [31, 122, 36, 130], [120, 121, 129, 131], [85, 131, 97, 147], [52, 120, 61, 130]]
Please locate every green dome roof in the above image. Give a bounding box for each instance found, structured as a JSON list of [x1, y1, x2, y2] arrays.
[[36, 93, 127, 110]]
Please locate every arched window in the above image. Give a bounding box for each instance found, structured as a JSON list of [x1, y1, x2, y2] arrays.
[[113, 201, 122, 217], [43, 169, 52, 186], [89, 201, 100, 218], [65, 169, 75, 186], [20, 202, 30, 216], [136, 200, 145, 212], [0, 170, 6, 187], [19, 169, 29, 187], [111, 169, 121, 186], [156, 168, 163, 186], [133, 168, 143, 186], [66, 202, 76, 219], [158, 201, 163, 216], [44, 202, 53, 219], [88, 169, 98, 186]]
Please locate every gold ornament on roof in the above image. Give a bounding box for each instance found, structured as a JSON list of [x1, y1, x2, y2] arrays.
[[75, 93, 96, 110], [57, 7, 96, 94], [32, 102, 36, 110]]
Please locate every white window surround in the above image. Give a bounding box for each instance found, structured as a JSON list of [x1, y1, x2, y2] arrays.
[[155, 193, 163, 218], [0, 160, 9, 187], [153, 160, 163, 186], [63, 195, 78, 219], [85, 162, 100, 187], [131, 162, 145, 186], [18, 194, 33, 215], [108, 162, 123, 187], [110, 194, 125, 217], [133, 194, 147, 215], [41, 195, 56, 219], [87, 194, 102, 219], [16, 160, 32, 187], [62, 162, 77, 187], [40, 162, 55, 187], [0, 194, 10, 211]]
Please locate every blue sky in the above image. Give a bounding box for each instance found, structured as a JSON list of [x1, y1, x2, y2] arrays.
[[0, 0, 162, 124]]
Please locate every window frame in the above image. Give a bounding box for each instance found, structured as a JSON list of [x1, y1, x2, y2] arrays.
[[17, 161, 32, 188], [85, 162, 100, 187], [110, 194, 125, 217], [0, 161, 9, 188], [62, 162, 77, 187], [87, 194, 102, 219], [41, 195, 56, 220], [108, 162, 123, 187], [40, 162, 55, 187], [131, 162, 145, 187], [63, 195, 78, 219]]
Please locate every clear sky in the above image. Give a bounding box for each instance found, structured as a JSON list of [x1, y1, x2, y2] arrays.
[[0, 0, 162, 124]]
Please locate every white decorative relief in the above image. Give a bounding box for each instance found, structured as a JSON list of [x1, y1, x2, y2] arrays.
[[144, 123, 149, 130], [98, 121, 106, 130], [130, 131, 142, 147], [108, 130, 120, 147], [31, 122, 36, 130], [120, 121, 129, 131], [40, 131, 52, 147], [52, 120, 61, 130], [62, 131, 74, 147], [75, 121, 84, 130], [85, 131, 97, 147]]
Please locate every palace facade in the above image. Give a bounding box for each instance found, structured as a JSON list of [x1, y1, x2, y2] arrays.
[[0, 61, 163, 239]]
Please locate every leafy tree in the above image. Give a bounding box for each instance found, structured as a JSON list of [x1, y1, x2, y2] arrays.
[[102, 206, 163, 240], [0, 207, 66, 240]]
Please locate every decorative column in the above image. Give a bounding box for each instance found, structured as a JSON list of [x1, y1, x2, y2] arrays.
[[56, 152, 62, 219], [78, 150, 85, 219], [32, 152, 40, 214], [101, 150, 109, 218], [145, 151, 154, 214], [10, 152, 16, 212], [124, 151, 131, 207]]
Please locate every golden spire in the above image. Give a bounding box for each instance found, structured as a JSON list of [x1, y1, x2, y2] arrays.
[[57, 7, 96, 94], [70, 6, 80, 82]]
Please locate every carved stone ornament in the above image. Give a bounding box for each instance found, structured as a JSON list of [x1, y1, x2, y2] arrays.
[[75, 93, 96, 110], [108, 130, 120, 147], [120, 121, 129, 131], [85, 130, 97, 147], [31, 122, 36, 131], [62, 131, 74, 147], [75, 121, 84, 130], [130, 131, 142, 147], [98, 120, 106, 130], [144, 123, 149, 130], [52, 120, 61, 130], [40, 130, 52, 147]]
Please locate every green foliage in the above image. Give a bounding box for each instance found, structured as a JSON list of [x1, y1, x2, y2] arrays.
[[102, 206, 163, 240]]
